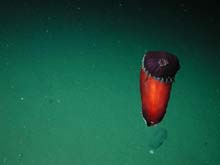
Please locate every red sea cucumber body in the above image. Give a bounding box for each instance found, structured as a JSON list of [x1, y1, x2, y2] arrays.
[[140, 51, 180, 126]]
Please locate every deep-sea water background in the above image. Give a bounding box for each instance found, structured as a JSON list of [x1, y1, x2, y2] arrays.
[[0, 1, 219, 164]]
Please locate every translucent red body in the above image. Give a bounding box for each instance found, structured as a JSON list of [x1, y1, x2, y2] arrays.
[[140, 69, 172, 126]]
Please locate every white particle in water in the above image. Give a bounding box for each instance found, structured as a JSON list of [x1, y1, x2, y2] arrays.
[[149, 149, 154, 154]]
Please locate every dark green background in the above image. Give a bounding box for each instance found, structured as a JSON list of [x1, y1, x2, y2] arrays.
[[1, 0, 219, 164]]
